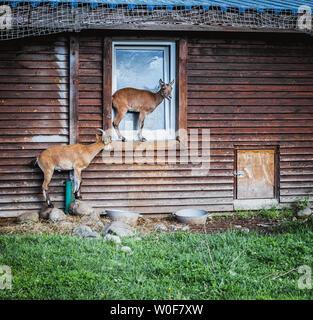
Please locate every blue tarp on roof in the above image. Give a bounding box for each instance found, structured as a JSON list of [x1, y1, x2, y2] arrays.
[[2, 0, 313, 13]]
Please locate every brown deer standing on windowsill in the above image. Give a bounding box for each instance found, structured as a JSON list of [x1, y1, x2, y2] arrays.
[[112, 79, 174, 142]]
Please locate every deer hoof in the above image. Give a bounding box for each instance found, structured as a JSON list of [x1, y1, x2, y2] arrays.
[[140, 137, 147, 142], [48, 203, 54, 208], [121, 137, 126, 142]]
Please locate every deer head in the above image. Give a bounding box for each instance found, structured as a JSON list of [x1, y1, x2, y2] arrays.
[[97, 128, 112, 149], [159, 79, 174, 101]]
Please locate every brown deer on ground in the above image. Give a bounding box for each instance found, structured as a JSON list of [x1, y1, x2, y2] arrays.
[[32, 129, 112, 207], [112, 79, 174, 142]]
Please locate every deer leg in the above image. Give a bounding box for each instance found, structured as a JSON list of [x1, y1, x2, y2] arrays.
[[113, 107, 128, 142], [42, 169, 54, 207], [138, 112, 147, 142], [69, 170, 76, 199], [73, 167, 82, 200]]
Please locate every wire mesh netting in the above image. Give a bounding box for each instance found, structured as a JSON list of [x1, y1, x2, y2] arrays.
[[0, 1, 311, 40]]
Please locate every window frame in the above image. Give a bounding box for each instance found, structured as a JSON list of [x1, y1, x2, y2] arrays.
[[102, 37, 187, 148], [111, 40, 176, 141]]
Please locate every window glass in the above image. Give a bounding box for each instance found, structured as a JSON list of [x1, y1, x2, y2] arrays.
[[112, 42, 175, 140]]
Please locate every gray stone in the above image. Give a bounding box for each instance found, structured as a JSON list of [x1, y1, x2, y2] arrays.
[[16, 212, 39, 224], [69, 200, 94, 216], [154, 223, 168, 232], [72, 225, 100, 238], [121, 246, 132, 253], [39, 205, 53, 220], [89, 211, 100, 220], [297, 207, 312, 219], [49, 208, 67, 222], [103, 234, 121, 245], [241, 227, 250, 233], [168, 225, 181, 231], [101, 221, 135, 237], [87, 232, 101, 239], [182, 226, 190, 232]]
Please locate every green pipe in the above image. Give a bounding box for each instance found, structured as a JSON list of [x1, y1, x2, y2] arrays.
[[65, 180, 74, 214]]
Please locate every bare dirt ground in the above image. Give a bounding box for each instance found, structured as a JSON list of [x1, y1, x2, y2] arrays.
[[0, 214, 281, 236], [138, 216, 281, 235]]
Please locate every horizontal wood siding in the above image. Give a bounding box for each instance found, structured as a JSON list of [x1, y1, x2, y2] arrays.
[[78, 36, 103, 142], [78, 36, 233, 214], [0, 36, 69, 217], [187, 36, 313, 207], [2, 32, 312, 217]]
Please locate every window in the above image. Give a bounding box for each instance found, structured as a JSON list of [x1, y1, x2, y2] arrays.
[[112, 41, 176, 141]]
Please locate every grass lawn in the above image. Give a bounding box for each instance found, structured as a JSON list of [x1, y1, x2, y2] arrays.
[[0, 217, 313, 300]]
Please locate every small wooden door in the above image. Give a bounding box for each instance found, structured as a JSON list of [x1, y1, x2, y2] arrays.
[[236, 149, 276, 199]]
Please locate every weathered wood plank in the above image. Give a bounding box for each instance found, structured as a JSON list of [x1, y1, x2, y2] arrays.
[[0, 120, 68, 128], [0, 76, 68, 84], [188, 105, 313, 114], [0, 84, 67, 91], [189, 69, 313, 78], [188, 84, 313, 92], [69, 35, 79, 145], [188, 55, 313, 64], [187, 99, 313, 106], [177, 38, 187, 135], [187, 62, 313, 71], [103, 37, 112, 132], [188, 47, 313, 57], [188, 77, 313, 85], [187, 91, 313, 99]]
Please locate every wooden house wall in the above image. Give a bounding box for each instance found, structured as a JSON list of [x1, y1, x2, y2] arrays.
[[0, 36, 69, 217], [77, 33, 313, 215], [77, 35, 233, 214], [187, 34, 313, 207], [0, 32, 312, 217]]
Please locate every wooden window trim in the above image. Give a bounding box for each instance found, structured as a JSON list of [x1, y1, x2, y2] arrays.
[[102, 37, 187, 150], [103, 37, 112, 131]]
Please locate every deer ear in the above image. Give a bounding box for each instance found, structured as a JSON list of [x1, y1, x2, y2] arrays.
[[159, 79, 164, 86], [170, 79, 175, 86]]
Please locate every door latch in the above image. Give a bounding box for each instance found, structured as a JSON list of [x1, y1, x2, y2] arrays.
[[234, 171, 245, 177]]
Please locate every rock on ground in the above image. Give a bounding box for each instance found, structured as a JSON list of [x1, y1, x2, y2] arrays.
[[39, 205, 53, 220], [101, 221, 135, 237], [154, 223, 168, 232], [80, 213, 104, 231], [49, 208, 67, 222], [89, 211, 100, 220], [16, 212, 39, 224], [120, 246, 132, 253], [103, 234, 121, 245], [69, 200, 95, 216], [297, 207, 312, 219], [72, 225, 100, 239], [168, 224, 182, 231]]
